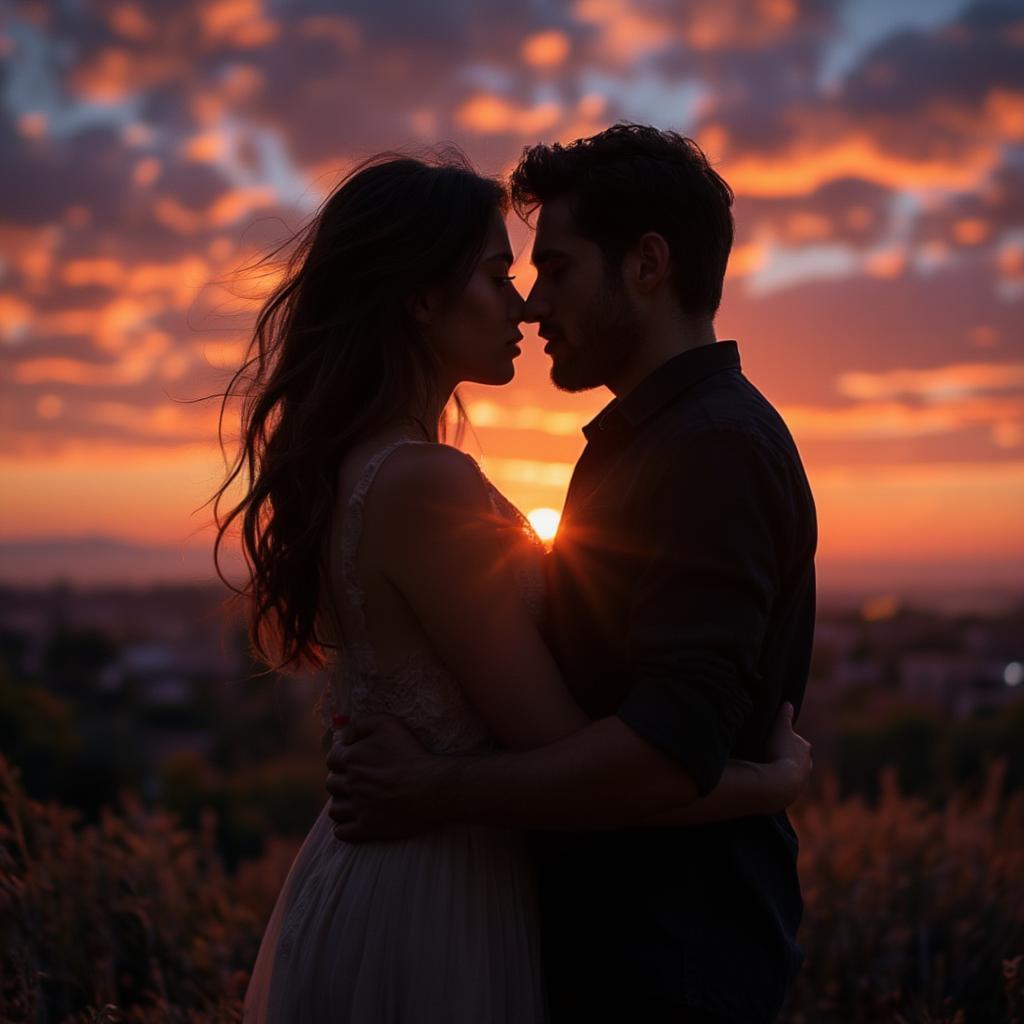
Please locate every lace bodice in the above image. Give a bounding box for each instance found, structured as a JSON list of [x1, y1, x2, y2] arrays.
[[316, 440, 547, 754]]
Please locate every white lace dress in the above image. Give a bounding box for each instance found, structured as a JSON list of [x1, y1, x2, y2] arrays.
[[242, 441, 549, 1023]]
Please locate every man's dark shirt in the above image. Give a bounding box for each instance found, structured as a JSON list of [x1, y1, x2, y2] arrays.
[[537, 340, 817, 1023]]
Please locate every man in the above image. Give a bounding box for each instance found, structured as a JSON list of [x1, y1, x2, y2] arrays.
[[328, 124, 817, 1023]]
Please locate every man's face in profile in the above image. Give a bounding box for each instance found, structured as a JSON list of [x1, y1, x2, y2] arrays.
[[524, 197, 641, 393]]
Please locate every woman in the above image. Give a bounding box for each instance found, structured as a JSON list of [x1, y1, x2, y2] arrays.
[[211, 149, 811, 1022]]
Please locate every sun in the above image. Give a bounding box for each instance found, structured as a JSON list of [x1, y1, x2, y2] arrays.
[[527, 507, 561, 542]]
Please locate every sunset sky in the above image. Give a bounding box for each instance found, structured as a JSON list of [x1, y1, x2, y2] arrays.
[[1, 0, 1022, 593]]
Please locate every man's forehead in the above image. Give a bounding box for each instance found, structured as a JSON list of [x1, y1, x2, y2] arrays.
[[534, 197, 574, 241], [531, 197, 585, 260]]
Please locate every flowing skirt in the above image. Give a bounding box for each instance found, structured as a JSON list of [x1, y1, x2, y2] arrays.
[[243, 800, 547, 1022]]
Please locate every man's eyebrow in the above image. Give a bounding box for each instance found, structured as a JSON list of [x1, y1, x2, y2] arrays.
[[531, 247, 569, 267]]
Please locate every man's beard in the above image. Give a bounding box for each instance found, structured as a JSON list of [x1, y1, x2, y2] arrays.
[[550, 276, 643, 393]]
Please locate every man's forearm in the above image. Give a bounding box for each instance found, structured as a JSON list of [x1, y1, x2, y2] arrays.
[[433, 715, 702, 830], [638, 758, 786, 826]]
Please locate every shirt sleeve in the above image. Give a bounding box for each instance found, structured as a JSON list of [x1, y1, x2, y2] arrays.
[[615, 428, 783, 796]]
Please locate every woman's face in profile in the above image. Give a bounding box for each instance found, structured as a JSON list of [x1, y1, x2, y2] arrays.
[[426, 210, 526, 387]]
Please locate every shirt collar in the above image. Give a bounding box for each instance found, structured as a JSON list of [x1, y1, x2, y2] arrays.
[[582, 339, 741, 441]]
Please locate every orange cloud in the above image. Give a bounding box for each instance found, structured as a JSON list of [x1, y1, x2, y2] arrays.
[[953, 218, 990, 246], [0, 294, 33, 342], [725, 241, 769, 277], [207, 186, 277, 226], [17, 112, 47, 138], [572, 0, 672, 63], [199, 0, 278, 48], [784, 396, 1024, 441], [14, 357, 146, 387], [863, 245, 908, 278], [153, 197, 204, 234], [13, 324, 169, 386], [61, 259, 125, 289], [466, 399, 586, 436], [723, 133, 1001, 197], [35, 394, 64, 420], [521, 30, 571, 68], [92, 300, 167, 353], [683, 0, 797, 50], [197, 339, 249, 368], [87, 400, 219, 439], [573, 0, 800, 61], [220, 63, 264, 102], [73, 47, 135, 101], [985, 89, 1024, 141], [997, 241, 1024, 279], [18, 296, 171, 364], [993, 421, 1024, 449], [132, 156, 162, 187], [837, 363, 1024, 401], [577, 93, 607, 119], [55, 256, 210, 312], [153, 186, 277, 234], [107, 3, 155, 42], [183, 132, 227, 163], [126, 256, 212, 307], [456, 94, 563, 135], [480, 456, 575, 490], [784, 212, 832, 242], [71, 47, 184, 102]]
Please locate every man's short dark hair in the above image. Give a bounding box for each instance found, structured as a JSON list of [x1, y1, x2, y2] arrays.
[[510, 123, 734, 318]]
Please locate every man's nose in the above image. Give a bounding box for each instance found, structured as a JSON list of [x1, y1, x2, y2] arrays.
[[522, 284, 548, 324], [508, 289, 526, 322]]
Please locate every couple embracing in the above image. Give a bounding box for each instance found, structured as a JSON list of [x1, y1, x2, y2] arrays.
[[229, 123, 817, 1023]]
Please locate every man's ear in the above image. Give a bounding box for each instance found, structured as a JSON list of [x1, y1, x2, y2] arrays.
[[629, 232, 671, 295]]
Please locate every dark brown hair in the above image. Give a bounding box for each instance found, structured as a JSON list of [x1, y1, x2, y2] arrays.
[[510, 123, 734, 317], [209, 148, 506, 674]]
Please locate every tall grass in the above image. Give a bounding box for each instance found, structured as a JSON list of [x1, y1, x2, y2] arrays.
[[2, 755, 1022, 1022]]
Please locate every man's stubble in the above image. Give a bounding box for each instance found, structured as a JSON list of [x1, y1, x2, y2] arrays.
[[550, 271, 644, 395]]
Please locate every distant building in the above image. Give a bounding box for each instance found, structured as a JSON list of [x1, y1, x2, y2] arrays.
[[899, 652, 1014, 716]]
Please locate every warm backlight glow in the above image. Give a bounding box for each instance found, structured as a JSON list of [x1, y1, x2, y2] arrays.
[[527, 507, 561, 542]]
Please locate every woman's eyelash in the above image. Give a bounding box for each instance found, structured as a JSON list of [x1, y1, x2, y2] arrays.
[[496, 275, 516, 283]]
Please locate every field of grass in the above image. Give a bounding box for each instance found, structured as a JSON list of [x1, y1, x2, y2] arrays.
[[2, 755, 1022, 1023]]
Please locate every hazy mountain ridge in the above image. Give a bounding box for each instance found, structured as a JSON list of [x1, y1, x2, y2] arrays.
[[0, 535, 246, 587]]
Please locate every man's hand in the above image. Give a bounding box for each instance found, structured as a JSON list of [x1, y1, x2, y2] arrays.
[[764, 703, 813, 807], [325, 714, 455, 842]]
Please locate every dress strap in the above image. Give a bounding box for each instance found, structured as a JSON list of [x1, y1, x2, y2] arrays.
[[339, 438, 429, 597], [336, 440, 428, 669]]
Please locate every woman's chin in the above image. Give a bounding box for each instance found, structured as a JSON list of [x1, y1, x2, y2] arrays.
[[469, 363, 516, 386]]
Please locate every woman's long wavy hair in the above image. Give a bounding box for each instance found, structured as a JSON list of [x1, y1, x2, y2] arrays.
[[209, 148, 507, 675]]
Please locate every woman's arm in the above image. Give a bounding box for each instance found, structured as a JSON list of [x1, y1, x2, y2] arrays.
[[368, 445, 589, 749]]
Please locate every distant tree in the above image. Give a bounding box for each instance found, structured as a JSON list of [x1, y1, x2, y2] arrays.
[[0, 665, 81, 802], [0, 629, 29, 679]]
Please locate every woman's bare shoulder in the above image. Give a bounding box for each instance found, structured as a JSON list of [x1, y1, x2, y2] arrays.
[[370, 442, 491, 518]]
